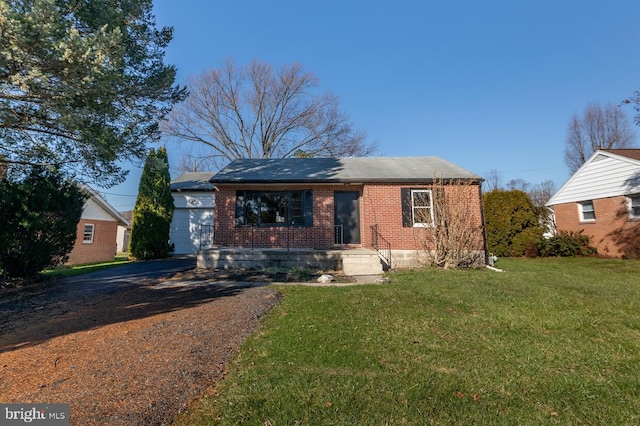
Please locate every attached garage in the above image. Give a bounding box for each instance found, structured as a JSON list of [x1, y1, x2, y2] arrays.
[[169, 172, 216, 254]]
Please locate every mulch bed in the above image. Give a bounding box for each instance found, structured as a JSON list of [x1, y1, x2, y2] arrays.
[[0, 268, 284, 425]]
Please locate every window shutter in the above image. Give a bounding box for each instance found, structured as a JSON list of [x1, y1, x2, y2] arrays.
[[401, 188, 412, 227], [304, 190, 313, 226]]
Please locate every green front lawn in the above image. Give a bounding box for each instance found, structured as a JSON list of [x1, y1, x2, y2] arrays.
[[177, 258, 640, 425], [42, 254, 132, 278]]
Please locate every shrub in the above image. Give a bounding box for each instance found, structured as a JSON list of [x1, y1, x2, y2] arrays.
[[483, 190, 544, 257], [414, 179, 485, 269], [537, 231, 597, 257], [286, 266, 317, 282], [0, 167, 86, 278]]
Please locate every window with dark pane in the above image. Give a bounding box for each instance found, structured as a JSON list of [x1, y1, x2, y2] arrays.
[[235, 190, 313, 226], [291, 191, 304, 225], [629, 196, 640, 219]]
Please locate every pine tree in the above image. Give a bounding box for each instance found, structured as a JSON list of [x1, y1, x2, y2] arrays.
[[129, 147, 175, 259], [0, 0, 186, 185]]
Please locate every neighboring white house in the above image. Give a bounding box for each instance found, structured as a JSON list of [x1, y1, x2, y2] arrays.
[[116, 211, 132, 253], [170, 172, 216, 254], [546, 149, 640, 257]]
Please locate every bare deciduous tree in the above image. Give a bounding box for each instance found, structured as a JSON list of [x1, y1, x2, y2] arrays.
[[506, 178, 531, 192], [483, 169, 503, 191], [528, 179, 555, 211], [173, 145, 218, 174], [413, 179, 485, 269], [564, 102, 636, 173], [163, 59, 377, 169], [528, 179, 556, 235]]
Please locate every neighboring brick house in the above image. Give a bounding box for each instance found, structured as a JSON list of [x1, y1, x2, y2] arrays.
[[66, 187, 130, 265], [208, 157, 486, 268], [546, 149, 640, 258], [169, 172, 216, 254]]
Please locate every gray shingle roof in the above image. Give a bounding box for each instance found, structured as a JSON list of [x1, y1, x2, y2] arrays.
[[209, 157, 481, 184], [171, 172, 217, 191]]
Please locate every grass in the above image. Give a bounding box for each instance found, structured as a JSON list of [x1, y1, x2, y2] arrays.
[[42, 254, 133, 278], [175, 257, 640, 425]]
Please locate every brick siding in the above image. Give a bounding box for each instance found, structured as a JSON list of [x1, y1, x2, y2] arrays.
[[361, 183, 485, 251], [66, 219, 118, 265], [214, 183, 485, 252], [553, 195, 640, 258]]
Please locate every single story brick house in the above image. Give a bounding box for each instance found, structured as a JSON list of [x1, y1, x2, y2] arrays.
[[205, 157, 486, 270], [546, 149, 640, 258], [67, 186, 130, 265], [169, 172, 216, 254]]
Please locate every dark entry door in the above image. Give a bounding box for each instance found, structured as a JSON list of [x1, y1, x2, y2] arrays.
[[334, 191, 360, 244]]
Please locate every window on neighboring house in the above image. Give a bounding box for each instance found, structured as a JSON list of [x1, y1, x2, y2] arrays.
[[402, 188, 434, 227], [235, 190, 313, 227], [579, 201, 595, 222], [629, 195, 640, 219], [83, 223, 95, 244]]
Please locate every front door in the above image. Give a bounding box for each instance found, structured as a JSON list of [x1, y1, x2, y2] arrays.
[[334, 191, 360, 244]]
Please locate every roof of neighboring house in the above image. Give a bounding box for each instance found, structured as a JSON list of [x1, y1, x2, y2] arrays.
[[209, 157, 482, 184], [120, 210, 133, 224], [82, 185, 130, 227], [546, 149, 640, 206], [601, 148, 640, 161], [171, 172, 217, 191]]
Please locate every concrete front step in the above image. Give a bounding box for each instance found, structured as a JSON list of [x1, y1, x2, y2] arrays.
[[341, 250, 384, 276]]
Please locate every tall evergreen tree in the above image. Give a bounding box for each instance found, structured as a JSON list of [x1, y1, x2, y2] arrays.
[[0, 0, 186, 186], [129, 147, 175, 259], [0, 166, 87, 278]]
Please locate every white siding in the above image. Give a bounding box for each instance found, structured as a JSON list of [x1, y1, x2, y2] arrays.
[[170, 192, 215, 254], [170, 208, 214, 254], [82, 198, 117, 221], [172, 191, 215, 209], [116, 225, 129, 252], [548, 153, 640, 206]]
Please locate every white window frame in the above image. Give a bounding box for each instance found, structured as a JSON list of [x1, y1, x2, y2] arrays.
[[579, 201, 595, 222], [83, 223, 95, 244], [411, 189, 434, 227], [628, 195, 640, 220]]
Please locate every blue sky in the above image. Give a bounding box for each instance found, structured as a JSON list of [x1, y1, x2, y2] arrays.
[[104, 0, 640, 211]]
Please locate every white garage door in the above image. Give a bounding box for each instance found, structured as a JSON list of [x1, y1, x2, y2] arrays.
[[170, 208, 214, 254]]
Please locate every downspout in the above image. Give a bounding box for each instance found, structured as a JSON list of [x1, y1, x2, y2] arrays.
[[478, 183, 503, 272], [478, 181, 490, 266]]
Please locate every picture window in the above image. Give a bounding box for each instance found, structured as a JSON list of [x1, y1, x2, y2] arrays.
[[235, 190, 313, 227]]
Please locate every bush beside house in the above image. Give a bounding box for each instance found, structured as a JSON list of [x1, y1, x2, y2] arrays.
[[483, 189, 544, 257]]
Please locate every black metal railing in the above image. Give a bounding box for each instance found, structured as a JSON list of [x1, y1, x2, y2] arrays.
[[371, 224, 391, 268], [214, 225, 344, 251], [199, 224, 214, 250]]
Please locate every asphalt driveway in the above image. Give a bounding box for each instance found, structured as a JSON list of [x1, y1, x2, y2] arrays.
[[0, 257, 197, 347]]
